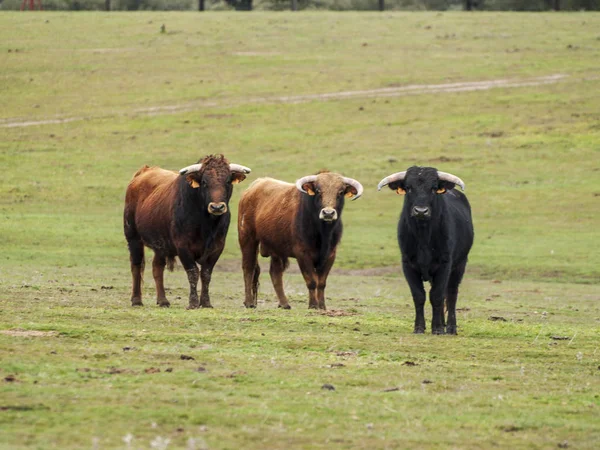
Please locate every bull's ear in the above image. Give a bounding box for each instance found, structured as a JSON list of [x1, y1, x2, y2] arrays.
[[231, 172, 247, 185], [344, 184, 358, 198], [186, 175, 200, 189], [437, 180, 456, 193], [388, 180, 406, 195], [302, 182, 316, 196]]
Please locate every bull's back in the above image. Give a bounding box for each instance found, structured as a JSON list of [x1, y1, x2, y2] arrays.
[[238, 178, 298, 253], [125, 167, 179, 243]]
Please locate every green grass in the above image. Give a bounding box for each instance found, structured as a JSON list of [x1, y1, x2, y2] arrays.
[[1, 11, 599, 449]]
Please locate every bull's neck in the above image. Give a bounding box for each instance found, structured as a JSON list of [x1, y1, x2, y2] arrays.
[[298, 194, 342, 269], [175, 179, 230, 238]]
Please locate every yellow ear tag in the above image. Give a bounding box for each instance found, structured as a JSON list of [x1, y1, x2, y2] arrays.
[[187, 176, 200, 189], [345, 191, 354, 198], [436, 188, 446, 194], [396, 187, 406, 195], [306, 187, 316, 196]]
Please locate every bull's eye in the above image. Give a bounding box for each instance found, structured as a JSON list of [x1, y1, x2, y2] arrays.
[[407, 188, 412, 193]]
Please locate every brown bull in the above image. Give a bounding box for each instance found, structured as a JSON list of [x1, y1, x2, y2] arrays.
[[124, 154, 251, 309], [238, 171, 363, 310]]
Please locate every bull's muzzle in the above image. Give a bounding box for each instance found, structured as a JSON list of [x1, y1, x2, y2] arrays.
[[208, 202, 228, 216], [411, 206, 431, 219], [319, 208, 338, 222]]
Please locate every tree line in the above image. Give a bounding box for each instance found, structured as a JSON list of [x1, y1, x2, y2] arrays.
[[4, 0, 599, 12]]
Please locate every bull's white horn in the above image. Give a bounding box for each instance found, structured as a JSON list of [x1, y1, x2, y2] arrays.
[[295, 175, 319, 194], [229, 164, 252, 174], [342, 177, 364, 201], [179, 164, 202, 176], [377, 171, 406, 191], [437, 171, 465, 191]]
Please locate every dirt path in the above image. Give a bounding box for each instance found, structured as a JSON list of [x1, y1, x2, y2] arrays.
[[1, 74, 569, 128]]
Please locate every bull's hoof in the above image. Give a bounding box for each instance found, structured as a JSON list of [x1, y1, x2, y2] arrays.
[[308, 304, 318, 310], [201, 304, 213, 309], [186, 303, 201, 310], [157, 299, 170, 308], [432, 327, 446, 335], [446, 326, 457, 335], [131, 297, 143, 307], [244, 303, 256, 309], [278, 304, 291, 310], [413, 327, 425, 334]]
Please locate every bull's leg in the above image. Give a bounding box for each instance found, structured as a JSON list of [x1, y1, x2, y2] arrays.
[[446, 260, 467, 335], [297, 256, 318, 309], [241, 239, 259, 308], [403, 262, 426, 333], [430, 266, 451, 335], [127, 237, 145, 307], [178, 250, 200, 310], [270, 257, 290, 309], [199, 259, 217, 309], [152, 254, 170, 308], [316, 250, 336, 310]]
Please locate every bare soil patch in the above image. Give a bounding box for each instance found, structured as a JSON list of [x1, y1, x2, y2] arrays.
[[318, 309, 357, 317], [1, 74, 570, 129], [0, 329, 58, 337]]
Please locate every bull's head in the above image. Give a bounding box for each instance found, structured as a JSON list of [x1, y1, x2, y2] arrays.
[[179, 155, 251, 216], [295, 171, 363, 222], [377, 166, 465, 220]]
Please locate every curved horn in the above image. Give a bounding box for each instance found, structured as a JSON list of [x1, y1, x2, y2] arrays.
[[179, 164, 202, 176], [342, 177, 364, 201], [437, 171, 465, 191], [229, 164, 252, 174], [295, 175, 318, 194], [377, 171, 406, 191]]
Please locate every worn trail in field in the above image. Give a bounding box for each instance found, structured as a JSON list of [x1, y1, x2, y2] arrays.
[[1, 74, 570, 128]]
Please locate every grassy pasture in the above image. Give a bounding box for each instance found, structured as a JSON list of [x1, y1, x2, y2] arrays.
[[1, 11, 599, 449]]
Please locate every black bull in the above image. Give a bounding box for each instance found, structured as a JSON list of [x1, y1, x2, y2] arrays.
[[378, 166, 474, 335]]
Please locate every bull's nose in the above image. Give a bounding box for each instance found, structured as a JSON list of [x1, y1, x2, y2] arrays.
[[319, 208, 338, 222], [208, 202, 227, 215], [411, 206, 430, 218]]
